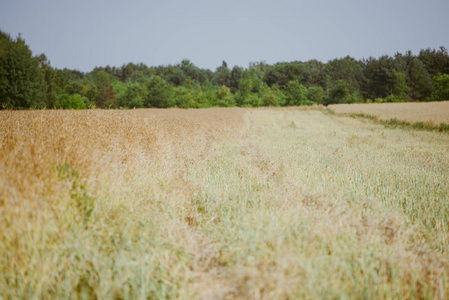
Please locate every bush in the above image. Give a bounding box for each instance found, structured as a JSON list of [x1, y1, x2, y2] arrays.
[[244, 93, 263, 107], [385, 94, 403, 103], [299, 99, 317, 106], [127, 97, 144, 108], [55, 93, 87, 109]]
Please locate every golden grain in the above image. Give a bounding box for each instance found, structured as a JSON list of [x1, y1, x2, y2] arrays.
[[329, 101, 449, 125], [1, 107, 448, 299]]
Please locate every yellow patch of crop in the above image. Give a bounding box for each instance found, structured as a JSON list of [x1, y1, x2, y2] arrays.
[[329, 101, 449, 125], [1, 108, 449, 299]]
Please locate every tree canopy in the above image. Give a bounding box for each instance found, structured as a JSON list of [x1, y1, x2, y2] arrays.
[[1, 29, 448, 110]]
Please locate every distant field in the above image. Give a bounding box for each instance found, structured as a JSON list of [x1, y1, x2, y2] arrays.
[[329, 101, 449, 125], [1, 108, 449, 299]]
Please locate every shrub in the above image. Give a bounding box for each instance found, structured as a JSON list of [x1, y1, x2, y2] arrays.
[[385, 94, 403, 103], [55, 93, 87, 109], [375, 98, 386, 103]]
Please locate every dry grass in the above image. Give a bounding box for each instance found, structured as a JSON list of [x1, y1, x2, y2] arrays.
[[1, 107, 449, 299], [0, 108, 243, 299], [250, 105, 325, 111], [329, 101, 449, 126]]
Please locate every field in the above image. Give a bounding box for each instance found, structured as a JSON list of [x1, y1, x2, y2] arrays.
[[1, 107, 449, 299], [329, 101, 449, 126]]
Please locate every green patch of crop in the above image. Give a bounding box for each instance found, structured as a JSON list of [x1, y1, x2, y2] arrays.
[[56, 162, 94, 225]]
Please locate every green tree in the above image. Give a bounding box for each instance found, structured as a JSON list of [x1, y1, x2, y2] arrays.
[[408, 58, 433, 101], [163, 65, 187, 86], [173, 78, 207, 108], [118, 82, 145, 108], [302, 60, 327, 88], [180, 60, 208, 84], [91, 70, 117, 107], [388, 70, 409, 101], [259, 86, 281, 106], [431, 73, 449, 101], [284, 80, 308, 106], [418, 47, 449, 77], [65, 80, 84, 95], [235, 69, 264, 106], [327, 80, 350, 104], [0, 31, 44, 109], [263, 62, 306, 88], [145, 76, 174, 108], [212, 61, 232, 87], [36, 54, 58, 107], [216, 85, 236, 106], [230, 66, 243, 94], [362, 55, 397, 100], [326, 56, 364, 94], [200, 80, 219, 106], [55, 93, 87, 109], [307, 86, 326, 104], [80, 81, 98, 106]]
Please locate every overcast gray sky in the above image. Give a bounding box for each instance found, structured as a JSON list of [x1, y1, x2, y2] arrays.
[[1, 0, 448, 72]]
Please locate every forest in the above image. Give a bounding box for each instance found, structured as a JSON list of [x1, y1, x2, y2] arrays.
[[1, 29, 449, 109]]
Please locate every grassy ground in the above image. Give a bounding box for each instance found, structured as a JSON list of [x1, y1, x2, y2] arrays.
[[1, 108, 448, 299], [329, 101, 449, 129]]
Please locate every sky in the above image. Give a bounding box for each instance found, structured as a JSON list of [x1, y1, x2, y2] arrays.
[[1, 0, 448, 72]]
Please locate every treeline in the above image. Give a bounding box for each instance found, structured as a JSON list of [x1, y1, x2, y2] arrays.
[[1, 30, 449, 109]]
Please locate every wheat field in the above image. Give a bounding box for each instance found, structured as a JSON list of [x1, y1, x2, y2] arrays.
[[1, 108, 449, 299], [329, 101, 449, 126]]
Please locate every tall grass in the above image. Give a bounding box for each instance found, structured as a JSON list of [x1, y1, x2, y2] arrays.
[[0, 108, 243, 299], [1, 108, 448, 299]]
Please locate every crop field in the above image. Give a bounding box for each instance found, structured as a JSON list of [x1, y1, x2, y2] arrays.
[[329, 101, 449, 126], [1, 107, 449, 299]]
